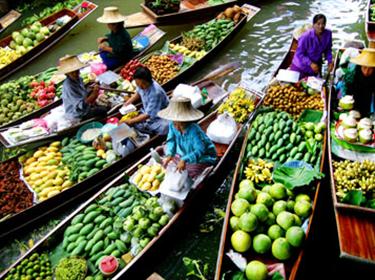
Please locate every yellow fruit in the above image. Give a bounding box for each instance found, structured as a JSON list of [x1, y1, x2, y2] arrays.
[[47, 190, 60, 198], [140, 165, 151, 175], [33, 150, 44, 158], [47, 159, 58, 166], [62, 180, 73, 189], [26, 157, 37, 165], [53, 177, 64, 186], [34, 179, 44, 187], [151, 164, 162, 173], [50, 141, 61, 147], [142, 182, 151, 190], [134, 173, 143, 185], [152, 179, 160, 188], [58, 170, 67, 177], [97, 149, 105, 157], [47, 170, 58, 179], [43, 179, 54, 188], [30, 173, 41, 181], [29, 162, 38, 168], [39, 187, 58, 197], [47, 147, 59, 153], [38, 196, 48, 202], [147, 174, 155, 183]]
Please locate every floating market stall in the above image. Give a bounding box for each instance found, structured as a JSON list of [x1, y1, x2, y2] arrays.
[[366, 0, 375, 47], [0, 87, 264, 279]]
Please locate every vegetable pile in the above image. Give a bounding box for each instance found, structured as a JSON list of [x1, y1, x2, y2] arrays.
[[246, 110, 324, 166], [143, 55, 180, 85], [0, 160, 33, 219], [4, 252, 52, 280], [145, 0, 181, 15], [55, 256, 87, 280], [264, 84, 324, 118], [333, 159, 375, 209], [218, 88, 256, 123]]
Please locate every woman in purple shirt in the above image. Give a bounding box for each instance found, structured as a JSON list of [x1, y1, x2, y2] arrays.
[[291, 14, 333, 78]]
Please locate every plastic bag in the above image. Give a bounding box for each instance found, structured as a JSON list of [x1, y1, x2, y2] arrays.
[[160, 162, 188, 192], [173, 83, 206, 108], [207, 113, 237, 144], [339, 48, 360, 66]]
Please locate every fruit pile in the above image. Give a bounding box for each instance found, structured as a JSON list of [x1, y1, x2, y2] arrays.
[[143, 55, 179, 85], [61, 183, 168, 277], [0, 47, 21, 69], [336, 111, 374, 145], [4, 252, 52, 280], [0, 160, 33, 219], [29, 80, 58, 107], [246, 111, 324, 166], [168, 43, 206, 60], [230, 179, 312, 261], [21, 141, 72, 201], [244, 159, 273, 184], [132, 163, 165, 191], [145, 0, 180, 15], [218, 88, 256, 123], [182, 19, 235, 51], [333, 159, 375, 206], [216, 5, 244, 23], [120, 59, 144, 81], [265, 84, 324, 118], [300, 122, 325, 142], [9, 22, 51, 56]]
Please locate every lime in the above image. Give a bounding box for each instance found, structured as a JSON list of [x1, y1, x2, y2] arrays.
[[269, 183, 287, 200], [256, 192, 273, 208], [293, 214, 302, 226], [245, 260, 268, 280], [286, 226, 305, 247], [253, 234, 272, 254], [230, 216, 240, 231], [231, 198, 250, 217], [267, 224, 285, 240], [265, 212, 276, 227], [239, 179, 255, 190], [286, 200, 295, 212], [294, 200, 312, 218], [295, 194, 311, 203], [276, 211, 295, 230], [231, 230, 252, 252], [261, 185, 271, 193], [272, 237, 292, 260], [273, 200, 287, 216], [239, 212, 258, 232], [238, 183, 257, 203], [251, 203, 269, 222]]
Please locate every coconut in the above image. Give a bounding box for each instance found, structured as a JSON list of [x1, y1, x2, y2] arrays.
[[339, 113, 348, 122], [342, 116, 357, 129], [358, 129, 373, 144], [338, 95, 354, 110], [348, 110, 361, 120], [358, 118, 373, 130], [343, 128, 358, 143]]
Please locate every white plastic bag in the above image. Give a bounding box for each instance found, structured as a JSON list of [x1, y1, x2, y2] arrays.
[[173, 83, 205, 108], [207, 113, 237, 144], [339, 47, 360, 66], [160, 162, 188, 192]]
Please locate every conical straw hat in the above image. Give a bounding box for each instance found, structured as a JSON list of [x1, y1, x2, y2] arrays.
[[158, 96, 204, 122], [57, 55, 87, 74], [350, 48, 375, 67], [97, 7, 126, 24]]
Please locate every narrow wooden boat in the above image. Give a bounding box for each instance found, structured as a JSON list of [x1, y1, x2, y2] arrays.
[[124, 0, 242, 29], [0, 2, 98, 82], [0, 10, 21, 35], [0, 89, 265, 279], [366, 0, 375, 48], [0, 73, 229, 241], [139, 4, 260, 92], [215, 37, 327, 279], [0, 25, 165, 131], [327, 49, 375, 216]]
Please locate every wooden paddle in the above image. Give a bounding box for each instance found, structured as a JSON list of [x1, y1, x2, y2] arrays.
[[196, 61, 241, 84]]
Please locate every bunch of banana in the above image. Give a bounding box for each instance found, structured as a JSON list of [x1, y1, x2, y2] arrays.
[[0, 48, 21, 69], [244, 158, 273, 183], [120, 111, 139, 122], [169, 43, 206, 60]]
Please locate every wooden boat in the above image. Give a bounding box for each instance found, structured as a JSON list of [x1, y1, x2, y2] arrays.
[[124, 0, 242, 29], [0, 25, 165, 132], [0, 10, 21, 35], [0, 89, 265, 279], [366, 0, 375, 48], [0, 2, 98, 82], [215, 37, 327, 280], [139, 4, 260, 92], [327, 49, 375, 269], [327, 49, 375, 216], [0, 70, 230, 241]]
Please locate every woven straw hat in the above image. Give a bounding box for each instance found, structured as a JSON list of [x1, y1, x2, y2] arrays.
[[350, 48, 375, 68], [158, 96, 204, 122], [57, 55, 87, 74], [97, 7, 126, 24]]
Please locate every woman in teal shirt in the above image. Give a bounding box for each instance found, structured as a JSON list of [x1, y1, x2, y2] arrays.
[[158, 97, 217, 178], [97, 7, 133, 70]]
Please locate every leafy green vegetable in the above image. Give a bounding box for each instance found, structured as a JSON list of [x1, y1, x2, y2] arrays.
[[272, 272, 285, 280], [183, 257, 210, 280], [342, 190, 364, 206], [272, 164, 324, 190]]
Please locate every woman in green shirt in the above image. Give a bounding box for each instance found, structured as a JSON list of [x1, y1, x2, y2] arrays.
[[97, 7, 133, 70]]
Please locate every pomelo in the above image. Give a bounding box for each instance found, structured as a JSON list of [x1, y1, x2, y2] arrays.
[[245, 260, 268, 280], [286, 226, 305, 247], [253, 234, 272, 254], [239, 212, 258, 232], [231, 230, 251, 252], [231, 198, 250, 217], [272, 237, 292, 260]]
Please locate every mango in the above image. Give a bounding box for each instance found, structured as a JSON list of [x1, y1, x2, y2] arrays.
[[50, 141, 61, 147], [47, 190, 60, 198], [33, 150, 44, 158]]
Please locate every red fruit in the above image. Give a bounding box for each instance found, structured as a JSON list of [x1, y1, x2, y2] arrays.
[[40, 81, 45, 87], [38, 100, 49, 107], [30, 81, 39, 88], [47, 92, 55, 99], [47, 85, 55, 92], [48, 81, 55, 86]]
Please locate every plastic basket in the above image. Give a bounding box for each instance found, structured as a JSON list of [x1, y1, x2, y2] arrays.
[[76, 121, 103, 144]]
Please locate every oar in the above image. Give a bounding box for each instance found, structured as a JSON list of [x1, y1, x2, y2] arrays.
[[196, 61, 241, 84]]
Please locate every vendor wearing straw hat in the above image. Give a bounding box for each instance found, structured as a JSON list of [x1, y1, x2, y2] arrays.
[[59, 55, 107, 120], [97, 7, 133, 70], [340, 48, 375, 115], [159, 96, 217, 178]]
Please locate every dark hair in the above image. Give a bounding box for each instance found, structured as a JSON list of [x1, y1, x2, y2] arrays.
[[313, 14, 326, 24], [133, 66, 153, 84]]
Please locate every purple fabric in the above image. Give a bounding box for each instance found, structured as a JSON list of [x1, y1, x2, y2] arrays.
[[290, 28, 332, 78]]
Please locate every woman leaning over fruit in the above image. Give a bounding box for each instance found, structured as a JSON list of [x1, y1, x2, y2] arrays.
[[97, 7, 133, 70]]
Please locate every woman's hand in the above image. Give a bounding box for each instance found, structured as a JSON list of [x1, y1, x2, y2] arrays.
[[310, 63, 320, 74], [176, 160, 186, 172], [163, 156, 173, 167]]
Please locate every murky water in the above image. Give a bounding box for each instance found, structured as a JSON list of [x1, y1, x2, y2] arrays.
[[0, 0, 368, 278]]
